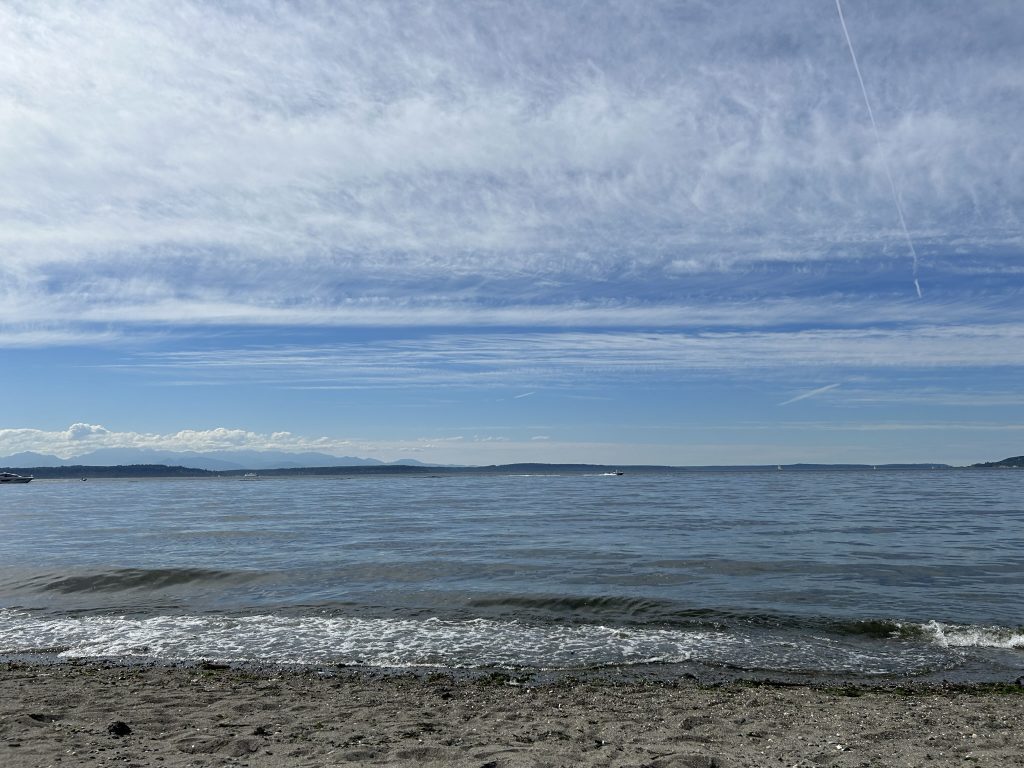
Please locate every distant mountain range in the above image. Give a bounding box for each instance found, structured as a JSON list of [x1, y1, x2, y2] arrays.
[[0, 449, 430, 471], [0, 451, 970, 476]]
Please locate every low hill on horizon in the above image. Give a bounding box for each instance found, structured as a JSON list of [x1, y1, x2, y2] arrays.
[[0, 461, 966, 480], [972, 455, 1024, 468], [0, 449, 431, 471]]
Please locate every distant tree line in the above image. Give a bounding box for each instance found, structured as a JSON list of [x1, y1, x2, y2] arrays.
[[971, 455, 1024, 468], [0, 461, 987, 479]]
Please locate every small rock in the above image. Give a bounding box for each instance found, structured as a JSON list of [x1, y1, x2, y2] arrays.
[[107, 721, 133, 738]]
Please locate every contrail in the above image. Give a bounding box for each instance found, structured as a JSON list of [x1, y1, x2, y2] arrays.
[[835, 0, 922, 298], [779, 382, 841, 406]]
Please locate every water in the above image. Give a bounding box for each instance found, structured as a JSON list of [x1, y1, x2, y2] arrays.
[[1, 470, 1022, 682]]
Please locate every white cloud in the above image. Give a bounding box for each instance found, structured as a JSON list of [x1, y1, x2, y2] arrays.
[[0, 1, 1021, 337], [0, 424, 355, 459], [0, 328, 122, 347], [1, 2, 1020, 469], [3, 287, 1021, 335], [65, 423, 111, 440]]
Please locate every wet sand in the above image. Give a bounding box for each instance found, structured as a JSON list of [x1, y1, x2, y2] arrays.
[[2, 662, 1023, 767]]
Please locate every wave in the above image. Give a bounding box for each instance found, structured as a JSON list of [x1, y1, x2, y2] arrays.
[[920, 620, 1024, 650], [827, 619, 1024, 649], [0, 608, 984, 677], [1, 567, 262, 595]]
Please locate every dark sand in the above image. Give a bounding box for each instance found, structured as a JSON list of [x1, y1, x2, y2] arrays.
[[2, 662, 1023, 767]]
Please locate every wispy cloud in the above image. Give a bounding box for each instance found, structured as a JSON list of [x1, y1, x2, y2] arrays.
[[0, 328, 123, 348], [1, 1, 1022, 338], [126, 325, 1024, 391], [6, 291, 1022, 332], [2, 2, 1022, 467]]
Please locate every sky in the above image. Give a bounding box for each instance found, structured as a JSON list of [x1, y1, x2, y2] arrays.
[[1, 0, 1022, 467]]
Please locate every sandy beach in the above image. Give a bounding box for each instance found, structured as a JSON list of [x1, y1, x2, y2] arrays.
[[2, 662, 1022, 767]]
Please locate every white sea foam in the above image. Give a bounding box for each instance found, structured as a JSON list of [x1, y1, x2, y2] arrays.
[[0, 609, 951, 674], [920, 620, 1024, 650], [0, 610, 710, 668]]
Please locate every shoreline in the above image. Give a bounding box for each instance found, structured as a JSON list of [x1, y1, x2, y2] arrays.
[[2, 661, 1022, 767], [4, 650, 1023, 689]]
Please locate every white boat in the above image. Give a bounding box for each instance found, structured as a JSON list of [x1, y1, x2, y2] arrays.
[[0, 471, 33, 484], [241, 472, 259, 480]]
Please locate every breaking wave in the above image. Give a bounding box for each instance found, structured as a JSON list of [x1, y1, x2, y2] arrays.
[[0, 609, 979, 677], [920, 620, 1024, 650]]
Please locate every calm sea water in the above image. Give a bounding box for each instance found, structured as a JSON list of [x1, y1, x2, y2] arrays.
[[1, 470, 1022, 682]]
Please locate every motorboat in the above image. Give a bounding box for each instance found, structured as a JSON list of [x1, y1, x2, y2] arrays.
[[241, 472, 259, 480], [0, 471, 33, 484]]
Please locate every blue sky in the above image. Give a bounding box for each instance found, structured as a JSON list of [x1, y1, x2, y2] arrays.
[[1, 0, 1022, 466]]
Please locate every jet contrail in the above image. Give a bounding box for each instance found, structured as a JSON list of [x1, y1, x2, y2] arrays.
[[835, 0, 922, 298], [780, 382, 841, 406]]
